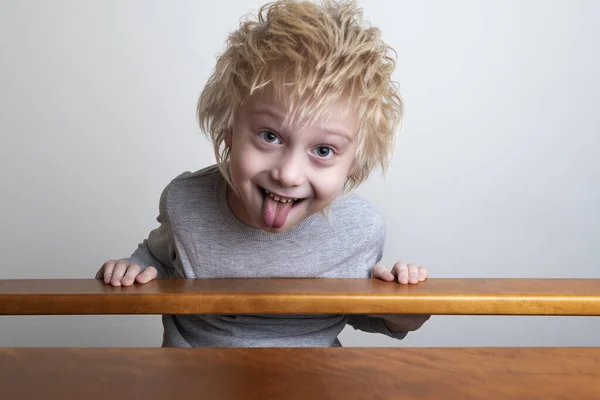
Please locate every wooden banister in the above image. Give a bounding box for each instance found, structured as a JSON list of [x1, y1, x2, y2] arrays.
[[1, 278, 599, 315]]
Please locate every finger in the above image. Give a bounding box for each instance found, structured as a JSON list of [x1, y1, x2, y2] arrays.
[[121, 264, 141, 286], [100, 260, 117, 284], [418, 266, 428, 281], [136, 266, 158, 284], [407, 263, 419, 284], [110, 260, 130, 286], [393, 261, 409, 284], [372, 263, 394, 281]]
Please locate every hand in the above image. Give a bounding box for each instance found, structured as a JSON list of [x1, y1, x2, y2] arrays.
[[371, 261, 430, 332], [373, 261, 428, 284], [95, 259, 157, 286]]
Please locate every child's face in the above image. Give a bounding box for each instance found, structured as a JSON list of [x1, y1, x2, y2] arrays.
[[226, 88, 358, 233]]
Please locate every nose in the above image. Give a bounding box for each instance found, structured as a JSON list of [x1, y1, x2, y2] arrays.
[[270, 152, 305, 188]]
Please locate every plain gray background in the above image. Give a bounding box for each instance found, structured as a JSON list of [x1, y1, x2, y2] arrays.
[[1, 0, 598, 347]]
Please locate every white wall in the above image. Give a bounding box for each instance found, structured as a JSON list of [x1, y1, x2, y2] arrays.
[[1, 0, 598, 347]]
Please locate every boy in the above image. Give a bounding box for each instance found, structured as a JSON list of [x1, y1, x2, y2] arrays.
[[96, 0, 430, 347]]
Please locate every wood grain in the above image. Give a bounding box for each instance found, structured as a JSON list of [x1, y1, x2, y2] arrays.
[[1, 278, 599, 315], [1, 347, 599, 399]]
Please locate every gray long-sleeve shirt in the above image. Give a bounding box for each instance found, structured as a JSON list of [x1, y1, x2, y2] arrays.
[[128, 164, 407, 347]]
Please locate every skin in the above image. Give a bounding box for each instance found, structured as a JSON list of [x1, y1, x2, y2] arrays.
[[97, 87, 431, 333], [225, 87, 359, 233]]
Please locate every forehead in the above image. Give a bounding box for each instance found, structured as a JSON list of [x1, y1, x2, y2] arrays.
[[243, 85, 360, 138]]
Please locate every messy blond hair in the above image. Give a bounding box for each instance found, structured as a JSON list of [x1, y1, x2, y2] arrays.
[[197, 0, 403, 191]]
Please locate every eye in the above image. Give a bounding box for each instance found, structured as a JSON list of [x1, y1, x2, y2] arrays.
[[258, 130, 281, 144], [312, 146, 335, 159]]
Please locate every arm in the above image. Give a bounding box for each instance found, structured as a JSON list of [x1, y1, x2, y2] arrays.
[[346, 214, 430, 338], [347, 315, 410, 340], [127, 181, 176, 278], [97, 181, 176, 285], [346, 214, 410, 339], [370, 262, 430, 333]]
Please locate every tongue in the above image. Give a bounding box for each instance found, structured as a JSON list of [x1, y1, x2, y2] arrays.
[[263, 196, 293, 229]]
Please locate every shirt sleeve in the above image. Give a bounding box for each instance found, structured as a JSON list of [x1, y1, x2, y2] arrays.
[[347, 315, 409, 340], [127, 182, 176, 279], [346, 213, 409, 340]]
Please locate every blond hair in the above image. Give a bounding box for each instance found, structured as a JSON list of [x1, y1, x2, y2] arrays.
[[197, 0, 403, 191]]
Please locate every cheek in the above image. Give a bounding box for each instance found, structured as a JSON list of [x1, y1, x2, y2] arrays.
[[312, 166, 352, 200], [230, 135, 251, 168], [228, 149, 250, 192], [229, 138, 266, 191]]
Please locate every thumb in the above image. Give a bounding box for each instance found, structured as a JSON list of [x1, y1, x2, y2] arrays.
[[136, 266, 158, 283], [373, 263, 395, 281]]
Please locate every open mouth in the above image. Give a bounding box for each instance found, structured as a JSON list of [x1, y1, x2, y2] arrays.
[[260, 187, 304, 206]]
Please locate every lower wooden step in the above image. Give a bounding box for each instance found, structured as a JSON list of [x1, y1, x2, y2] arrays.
[[1, 347, 598, 399]]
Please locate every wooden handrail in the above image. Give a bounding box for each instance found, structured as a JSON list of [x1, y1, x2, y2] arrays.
[[1, 278, 599, 315]]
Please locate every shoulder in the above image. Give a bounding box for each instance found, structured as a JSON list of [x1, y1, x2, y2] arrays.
[[157, 164, 223, 213], [170, 164, 221, 188], [331, 192, 385, 228], [162, 164, 221, 197], [329, 192, 386, 244], [320, 193, 386, 276]]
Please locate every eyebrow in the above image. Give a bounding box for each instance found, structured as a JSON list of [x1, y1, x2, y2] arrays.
[[250, 107, 354, 144]]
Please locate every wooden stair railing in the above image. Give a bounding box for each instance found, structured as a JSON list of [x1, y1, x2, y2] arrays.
[[1, 278, 599, 399], [1, 278, 599, 315]]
